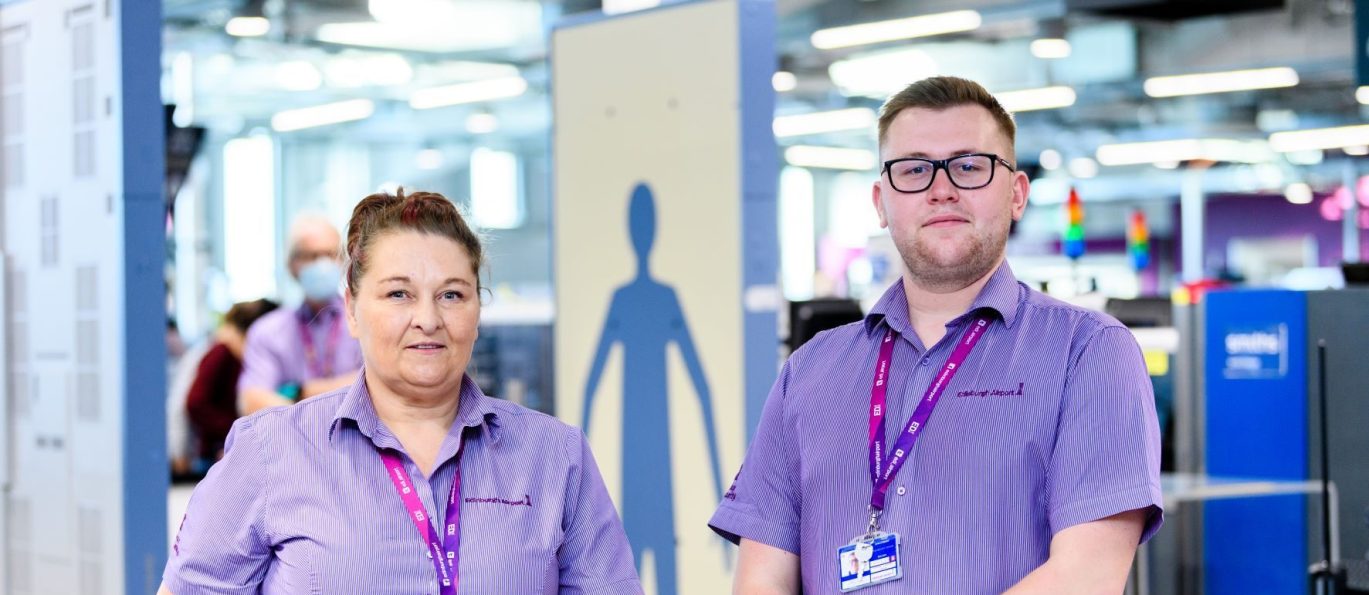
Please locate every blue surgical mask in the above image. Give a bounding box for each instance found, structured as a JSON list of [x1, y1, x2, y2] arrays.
[[299, 259, 342, 302]]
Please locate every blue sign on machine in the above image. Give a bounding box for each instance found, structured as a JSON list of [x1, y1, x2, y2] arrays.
[[1204, 290, 1308, 595]]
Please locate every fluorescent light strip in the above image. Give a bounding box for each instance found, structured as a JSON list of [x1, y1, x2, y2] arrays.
[[1095, 139, 1270, 166], [226, 16, 270, 37], [996, 86, 1075, 112], [1144, 67, 1298, 98], [409, 76, 527, 110], [1030, 38, 1071, 59], [784, 146, 876, 171], [773, 108, 875, 138], [1269, 125, 1369, 153], [810, 10, 981, 50], [271, 99, 375, 132]]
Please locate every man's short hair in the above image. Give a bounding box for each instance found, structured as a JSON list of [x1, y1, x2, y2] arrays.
[[877, 76, 1016, 152]]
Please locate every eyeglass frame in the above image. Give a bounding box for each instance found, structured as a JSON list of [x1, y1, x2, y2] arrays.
[[881, 153, 1017, 194]]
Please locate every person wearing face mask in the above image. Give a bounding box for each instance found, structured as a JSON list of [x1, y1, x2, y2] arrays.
[[238, 214, 364, 415]]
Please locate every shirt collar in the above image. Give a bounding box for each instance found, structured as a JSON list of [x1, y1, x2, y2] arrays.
[[328, 369, 503, 446], [296, 296, 344, 325], [864, 261, 1024, 337]]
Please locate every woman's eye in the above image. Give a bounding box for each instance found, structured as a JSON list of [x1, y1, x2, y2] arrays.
[[387, 290, 408, 299], [442, 291, 462, 300]]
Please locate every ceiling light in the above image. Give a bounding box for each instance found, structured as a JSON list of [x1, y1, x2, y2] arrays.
[[602, 0, 659, 15], [784, 146, 877, 170], [1358, 86, 1369, 105], [1068, 157, 1098, 179], [1284, 182, 1313, 205], [1038, 149, 1062, 171], [995, 86, 1075, 112], [465, 112, 499, 134], [1030, 38, 1071, 59], [1270, 125, 1369, 152], [1344, 145, 1369, 156], [225, 16, 270, 37], [1095, 138, 1272, 166], [271, 99, 375, 132], [772, 71, 797, 93], [773, 108, 875, 138], [1143, 67, 1298, 98], [828, 48, 938, 98], [810, 10, 981, 50], [275, 61, 323, 92], [410, 76, 527, 110]]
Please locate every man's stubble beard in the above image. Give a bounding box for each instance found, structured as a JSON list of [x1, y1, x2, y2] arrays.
[[897, 219, 1009, 293]]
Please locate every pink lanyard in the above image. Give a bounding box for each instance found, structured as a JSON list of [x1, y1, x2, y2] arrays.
[[297, 312, 342, 378], [867, 316, 991, 518], [379, 441, 464, 595]]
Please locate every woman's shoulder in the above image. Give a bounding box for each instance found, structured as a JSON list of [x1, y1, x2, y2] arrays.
[[481, 398, 585, 454]]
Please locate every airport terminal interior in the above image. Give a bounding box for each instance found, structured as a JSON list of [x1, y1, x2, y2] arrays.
[[1, 0, 1368, 593]]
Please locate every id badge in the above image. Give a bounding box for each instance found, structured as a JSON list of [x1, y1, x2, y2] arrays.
[[837, 531, 902, 592]]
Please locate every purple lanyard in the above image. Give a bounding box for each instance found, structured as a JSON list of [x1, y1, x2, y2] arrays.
[[297, 313, 341, 378], [380, 441, 463, 595], [868, 315, 991, 514]]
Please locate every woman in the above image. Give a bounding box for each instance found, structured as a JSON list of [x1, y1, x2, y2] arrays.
[[161, 189, 642, 594], [184, 298, 280, 462]]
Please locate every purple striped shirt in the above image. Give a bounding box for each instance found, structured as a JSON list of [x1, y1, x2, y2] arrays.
[[165, 372, 643, 594], [237, 298, 364, 394], [709, 263, 1163, 594]]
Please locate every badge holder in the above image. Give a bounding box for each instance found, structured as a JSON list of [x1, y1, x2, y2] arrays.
[[838, 508, 902, 592]]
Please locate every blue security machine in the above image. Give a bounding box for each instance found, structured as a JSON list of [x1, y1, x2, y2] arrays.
[[1204, 288, 1369, 594]]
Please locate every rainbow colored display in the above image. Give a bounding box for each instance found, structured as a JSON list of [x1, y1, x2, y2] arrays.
[[1128, 209, 1150, 271], [1063, 186, 1085, 260]]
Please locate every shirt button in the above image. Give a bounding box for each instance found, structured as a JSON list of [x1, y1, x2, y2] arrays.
[[921, 358, 930, 366], [897, 485, 906, 496]]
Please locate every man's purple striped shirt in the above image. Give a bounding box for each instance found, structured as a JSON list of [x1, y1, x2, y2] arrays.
[[709, 263, 1163, 594], [165, 372, 643, 594]]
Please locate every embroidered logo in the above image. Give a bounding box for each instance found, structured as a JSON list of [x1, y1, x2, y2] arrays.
[[956, 382, 1025, 398], [465, 494, 533, 507]]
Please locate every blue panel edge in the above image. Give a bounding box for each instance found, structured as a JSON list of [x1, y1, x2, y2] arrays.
[[736, 0, 777, 446], [122, 0, 170, 592]]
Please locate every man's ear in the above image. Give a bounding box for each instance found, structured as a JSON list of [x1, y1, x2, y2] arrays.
[[872, 180, 890, 229]]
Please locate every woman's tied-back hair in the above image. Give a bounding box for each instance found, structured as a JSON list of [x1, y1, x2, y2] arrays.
[[344, 187, 484, 295]]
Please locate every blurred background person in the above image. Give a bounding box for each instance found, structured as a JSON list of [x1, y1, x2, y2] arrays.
[[238, 214, 363, 414], [185, 298, 280, 463]]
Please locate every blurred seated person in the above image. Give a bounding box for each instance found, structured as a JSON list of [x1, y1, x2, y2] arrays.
[[185, 299, 279, 461], [238, 214, 363, 414]]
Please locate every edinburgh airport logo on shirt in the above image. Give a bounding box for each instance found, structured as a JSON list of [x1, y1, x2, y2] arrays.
[[956, 382, 1025, 398], [465, 494, 533, 507]]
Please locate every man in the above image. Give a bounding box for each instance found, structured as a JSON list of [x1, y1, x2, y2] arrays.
[[709, 76, 1162, 594], [238, 214, 362, 414]]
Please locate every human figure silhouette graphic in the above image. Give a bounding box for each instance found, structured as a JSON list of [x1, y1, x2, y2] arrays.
[[582, 182, 726, 595]]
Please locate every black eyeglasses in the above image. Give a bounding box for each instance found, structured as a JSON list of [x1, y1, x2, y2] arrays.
[[882, 153, 1015, 194]]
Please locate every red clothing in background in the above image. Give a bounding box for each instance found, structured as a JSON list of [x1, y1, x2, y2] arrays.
[[184, 342, 243, 459]]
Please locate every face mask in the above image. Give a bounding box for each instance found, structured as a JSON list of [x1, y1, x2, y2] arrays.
[[298, 259, 342, 302]]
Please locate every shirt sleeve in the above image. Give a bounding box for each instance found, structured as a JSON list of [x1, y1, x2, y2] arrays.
[[1047, 325, 1165, 544], [237, 317, 286, 396], [162, 417, 274, 594], [707, 360, 801, 554], [557, 426, 645, 595]]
